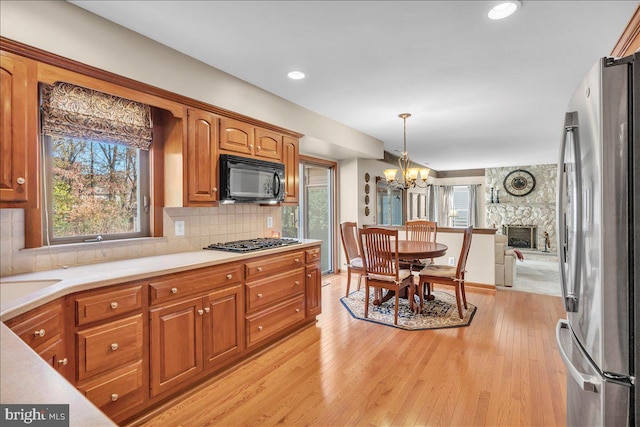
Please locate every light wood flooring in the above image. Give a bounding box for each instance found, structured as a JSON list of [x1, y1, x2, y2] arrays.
[[136, 274, 568, 426]]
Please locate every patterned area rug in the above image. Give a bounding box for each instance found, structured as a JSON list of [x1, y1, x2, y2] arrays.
[[340, 289, 476, 330]]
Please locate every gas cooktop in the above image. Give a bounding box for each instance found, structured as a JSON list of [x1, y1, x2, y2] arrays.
[[204, 237, 301, 253]]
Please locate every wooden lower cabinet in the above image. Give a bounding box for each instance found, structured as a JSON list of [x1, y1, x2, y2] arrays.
[[4, 245, 321, 424], [5, 299, 71, 379], [149, 283, 244, 397], [77, 361, 145, 421], [305, 262, 322, 318]]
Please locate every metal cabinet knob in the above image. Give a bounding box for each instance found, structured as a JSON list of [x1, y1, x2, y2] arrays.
[[33, 329, 45, 338], [170, 287, 178, 294], [257, 267, 263, 272], [110, 302, 118, 309], [258, 326, 263, 331], [226, 274, 233, 279], [198, 309, 204, 315], [307, 274, 312, 279], [16, 177, 25, 185], [295, 308, 300, 313], [257, 293, 263, 298], [111, 394, 119, 402], [212, 187, 217, 192], [204, 307, 210, 313], [257, 146, 261, 150], [58, 358, 68, 366], [294, 258, 300, 263], [294, 281, 300, 285], [110, 343, 119, 351], [249, 144, 253, 149]]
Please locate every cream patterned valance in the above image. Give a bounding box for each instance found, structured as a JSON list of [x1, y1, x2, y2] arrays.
[[41, 82, 152, 150]]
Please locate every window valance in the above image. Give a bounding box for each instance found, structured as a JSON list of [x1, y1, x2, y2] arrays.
[[41, 82, 152, 150]]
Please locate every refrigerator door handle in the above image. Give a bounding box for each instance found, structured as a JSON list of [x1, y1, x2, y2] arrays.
[[556, 319, 601, 393], [557, 112, 581, 312]]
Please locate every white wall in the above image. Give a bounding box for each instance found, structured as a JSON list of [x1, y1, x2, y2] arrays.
[[0, 1, 383, 161]]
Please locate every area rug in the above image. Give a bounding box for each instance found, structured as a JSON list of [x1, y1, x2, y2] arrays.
[[340, 289, 476, 330]]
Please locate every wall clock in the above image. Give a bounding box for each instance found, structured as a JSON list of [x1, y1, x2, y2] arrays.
[[503, 169, 536, 197]]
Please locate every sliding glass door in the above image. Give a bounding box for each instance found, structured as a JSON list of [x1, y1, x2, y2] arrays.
[[282, 158, 335, 274]]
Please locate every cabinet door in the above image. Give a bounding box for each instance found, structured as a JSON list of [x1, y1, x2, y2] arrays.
[[254, 128, 282, 161], [305, 263, 322, 317], [38, 337, 70, 378], [187, 109, 218, 203], [203, 284, 244, 370], [282, 136, 299, 204], [219, 117, 254, 155], [0, 52, 36, 205], [150, 297, 203, 397]]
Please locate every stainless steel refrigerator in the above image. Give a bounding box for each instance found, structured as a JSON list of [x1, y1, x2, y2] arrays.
[[556, 52, 638, 426]]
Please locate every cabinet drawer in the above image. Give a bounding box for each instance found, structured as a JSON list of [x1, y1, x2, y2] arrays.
[[305, 247, 320, 264], [77, 314, 143, 381], [245, 251, 304, 280], [149, 264, 242, 305], [75, 285, 143, 326], [6, 301, 62, 351], [246, 295, 305, 348], [246, 269, 304, 312], [77, 361, 144, 419]]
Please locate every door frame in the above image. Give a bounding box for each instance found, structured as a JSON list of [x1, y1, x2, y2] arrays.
[[300, 155, 338, 275]]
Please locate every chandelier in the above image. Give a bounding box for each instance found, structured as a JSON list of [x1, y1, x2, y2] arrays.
[[383, 113, 430, 189]]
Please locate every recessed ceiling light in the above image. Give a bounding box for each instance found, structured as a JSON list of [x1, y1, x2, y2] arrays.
[[287, 71, 306, 80], [488, 1, 521, 20]]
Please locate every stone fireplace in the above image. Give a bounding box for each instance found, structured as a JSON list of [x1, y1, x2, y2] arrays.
[[485, 164, 557, 251], [504, 225, 537, 249]]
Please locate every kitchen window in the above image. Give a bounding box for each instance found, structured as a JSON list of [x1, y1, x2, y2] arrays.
[[40, 82, 152, 244]]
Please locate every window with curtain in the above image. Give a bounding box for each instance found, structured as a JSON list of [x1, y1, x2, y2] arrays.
[[40, 82, 152, 244]]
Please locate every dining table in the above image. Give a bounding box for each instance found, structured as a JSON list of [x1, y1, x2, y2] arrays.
[[372, 240, 448, 306]]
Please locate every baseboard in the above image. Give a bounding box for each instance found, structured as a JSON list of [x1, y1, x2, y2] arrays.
[[464, 282, 496, 292]]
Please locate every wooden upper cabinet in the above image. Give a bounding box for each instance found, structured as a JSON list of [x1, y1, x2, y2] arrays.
[[0, 52, 37, 206], [254, 128, 283, 161], [187, 109, 219, 203], [282, 136, 299, 204], [219, 117, 254, 156]]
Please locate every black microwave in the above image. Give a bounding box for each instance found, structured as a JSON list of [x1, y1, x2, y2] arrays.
[[219, 154, 285, 204]]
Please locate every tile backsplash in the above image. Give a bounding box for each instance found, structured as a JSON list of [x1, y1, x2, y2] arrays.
[[0, 205, 282, 276]]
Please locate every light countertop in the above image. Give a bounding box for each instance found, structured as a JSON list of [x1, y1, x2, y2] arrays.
[[1, 240, 320, 321]]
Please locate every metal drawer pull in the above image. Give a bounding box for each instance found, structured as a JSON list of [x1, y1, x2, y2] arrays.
[[294, 281, 300, 285], [204, 307, 210, 313], [110, 302, 118, 309], [295, 308, 300, 313], [33, 329, 45, 338], [58, 358, 68, 366], [257, 293, 263, 298], [226, 274, 233, 279], [111, 394, 118, 402], [258, 326, 263, 331], [170, 287, 178, 294], [257, 267, 263, 272], [198, 309, 204, 315], [110, 343, 119, 351], [294, 258, 300, 263]]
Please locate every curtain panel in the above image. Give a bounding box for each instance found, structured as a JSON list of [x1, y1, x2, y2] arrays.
[[468, 184, 481, 227], [41, 82, 152, 150]]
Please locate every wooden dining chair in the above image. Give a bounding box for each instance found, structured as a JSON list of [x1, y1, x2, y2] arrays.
[[340, 221, 365, 297], [417, 226, 473, 318], [404, 220, 438, 271], [358, 227, 414, 325]]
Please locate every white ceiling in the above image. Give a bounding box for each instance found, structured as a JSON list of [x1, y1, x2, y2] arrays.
[[69, 1, 637, 171]]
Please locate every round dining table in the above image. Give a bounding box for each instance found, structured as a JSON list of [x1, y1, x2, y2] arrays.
[[373, 240, 448, 306]]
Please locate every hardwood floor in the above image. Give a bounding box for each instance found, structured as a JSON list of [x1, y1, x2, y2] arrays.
[[136, 274, 567, 426]]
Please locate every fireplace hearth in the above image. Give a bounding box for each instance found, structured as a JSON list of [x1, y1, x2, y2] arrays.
[[504, 225, 537, 249]]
